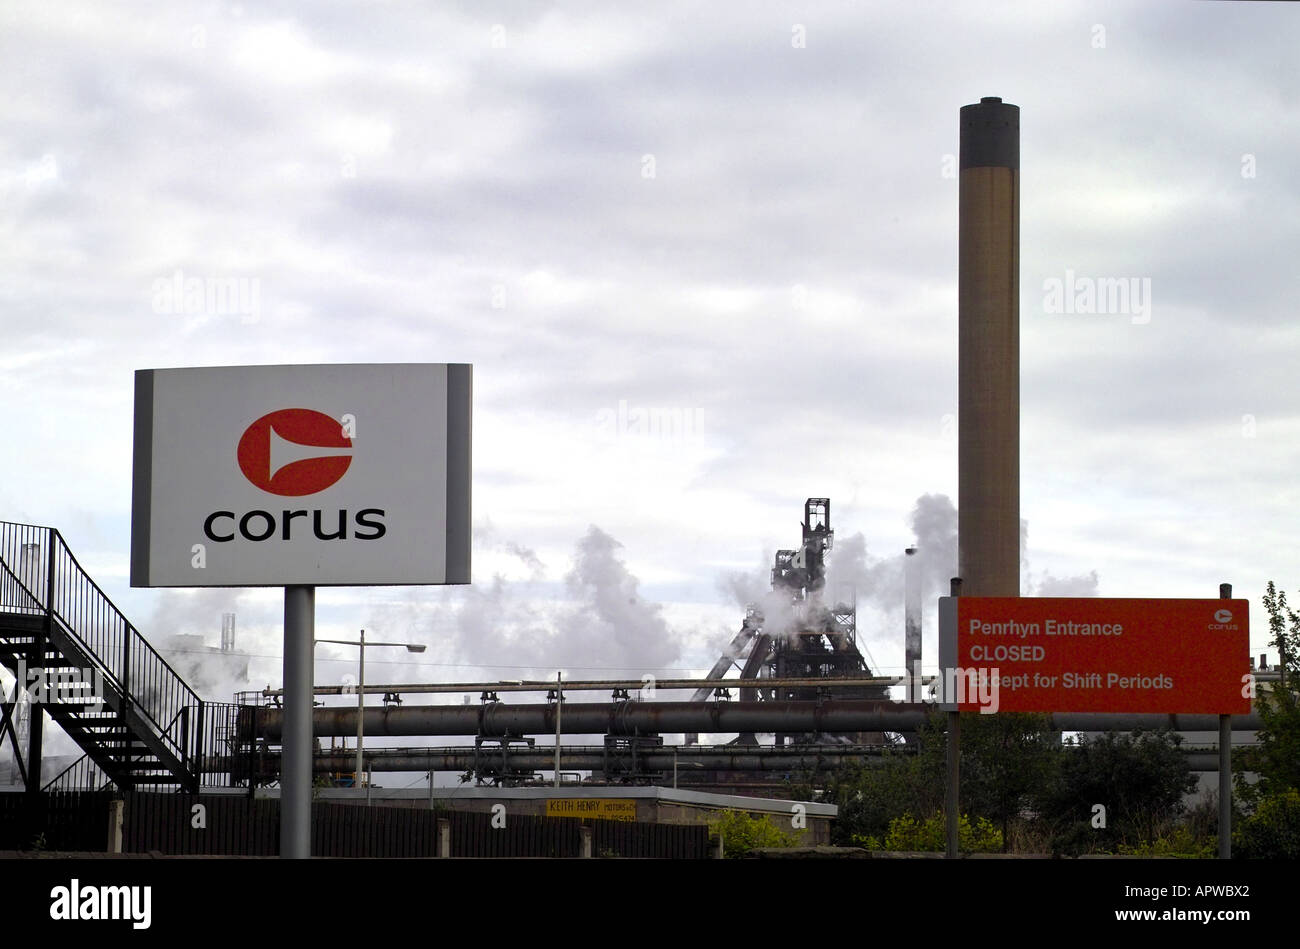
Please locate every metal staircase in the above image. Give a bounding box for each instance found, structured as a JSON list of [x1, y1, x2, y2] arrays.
[[0, 522, 237, 792]]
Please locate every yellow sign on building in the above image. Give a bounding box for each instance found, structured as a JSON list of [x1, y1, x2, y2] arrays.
[[546, 799, 637, 821]]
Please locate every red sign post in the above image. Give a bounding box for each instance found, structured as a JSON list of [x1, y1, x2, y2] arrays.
[[940, 597, 1251, 714]]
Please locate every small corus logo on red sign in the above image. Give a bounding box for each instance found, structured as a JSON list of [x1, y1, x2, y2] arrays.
[[236, 408, 352, 496]]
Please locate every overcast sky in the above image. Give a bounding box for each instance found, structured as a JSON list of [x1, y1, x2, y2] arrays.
[[3, 1, 1297, 755]]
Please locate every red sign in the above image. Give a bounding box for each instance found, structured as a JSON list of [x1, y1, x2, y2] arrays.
[[236, 408, 353, 496], [948, 598, 1250, 714]]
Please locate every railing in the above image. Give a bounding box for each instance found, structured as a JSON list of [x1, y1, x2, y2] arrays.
[[3, 523, 265, 792], [191, 702, 244, 788], [44, 703, 248, 790], [0, 522, 50, 616], [43, 752, 113, 793], [37, 702, 249, 792], [43, 527, 204, 766], [0, 522, 218, 789]]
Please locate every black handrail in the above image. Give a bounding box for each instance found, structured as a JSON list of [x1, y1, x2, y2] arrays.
[[0, 523, 50, 615], [48, 528, 203, 701], [1, 522, 245, 790], [43, 752, 111, 793], [43, 703, 248, 792], [41, 526, 203, 765]]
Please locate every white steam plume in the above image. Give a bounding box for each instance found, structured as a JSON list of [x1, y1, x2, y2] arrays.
[[367, 524, 686, 680]]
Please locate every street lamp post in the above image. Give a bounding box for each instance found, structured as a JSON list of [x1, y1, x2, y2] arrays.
[[315, 629, 426, 789]]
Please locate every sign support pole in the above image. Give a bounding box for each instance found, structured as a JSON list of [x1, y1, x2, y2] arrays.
[[1218, 581, 1232, 860], [282, 584, 315, 858], [357, 628, 365, 793], [946, 711, 960, 858], [946, 577, 962, 859]]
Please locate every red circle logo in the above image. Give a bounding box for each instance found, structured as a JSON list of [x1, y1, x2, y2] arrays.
[[236, 408, 352, 496]]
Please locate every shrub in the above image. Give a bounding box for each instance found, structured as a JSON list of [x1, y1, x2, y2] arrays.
[[853, 812, 1002, 853], [1116, 825, 1215, 858], [1037, 729, 1195, 851], [818, 754, 941, 846], [709, 809, 805, 858], [1234, 788, 1300, 859]]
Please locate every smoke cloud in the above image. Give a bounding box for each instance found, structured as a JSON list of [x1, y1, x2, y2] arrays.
[[146, 588, 264, 704], [367, 524, 686, 680], [716, 494, 958, 634]]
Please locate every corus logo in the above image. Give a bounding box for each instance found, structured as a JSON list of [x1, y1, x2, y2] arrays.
[[1214, 609, 1233, 624], [208, 408, 383, 544], [237, 409, 351, 496]]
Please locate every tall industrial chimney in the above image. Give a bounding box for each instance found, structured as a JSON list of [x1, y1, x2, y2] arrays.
[[904, 546, 921, 681], [958, 97, 1020, 597]]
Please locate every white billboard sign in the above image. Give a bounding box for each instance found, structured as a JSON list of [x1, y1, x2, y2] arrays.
[[131, 363, 471, 587]]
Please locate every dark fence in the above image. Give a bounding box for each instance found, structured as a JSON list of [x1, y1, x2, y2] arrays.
[[0, 791, 113, 851], [125, 792, 282, 856], [447, 806, 577, 858], [591, 819, 710, 858], [128, 795, 709, 858], [1, 792, 710, 858]]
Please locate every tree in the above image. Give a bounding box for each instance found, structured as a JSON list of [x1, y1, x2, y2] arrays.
[[818, 710, 1062, 851], [1262, 581, 1300, 690], [817, 752, 942, 846], [1036, 729, 1197, 854], [942, 711, 1062, 849], [1235, 582, 1300, 810]]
